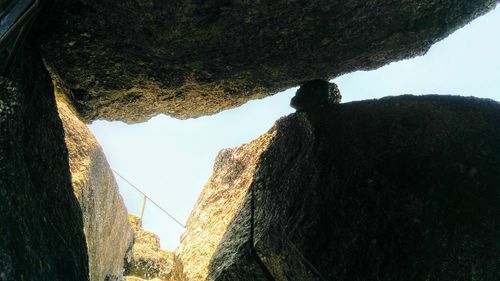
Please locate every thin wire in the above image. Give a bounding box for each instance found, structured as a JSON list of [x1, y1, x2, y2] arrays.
[[111, 168, 186, 229]]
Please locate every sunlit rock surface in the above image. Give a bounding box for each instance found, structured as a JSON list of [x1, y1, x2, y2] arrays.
[[0, 44, 88, 280], [41, 1, 498, 122], [176, 95, 500, 280], [56, 95, 133, 281], [125, 215, 175, 281], [173, 132, 275, 281]]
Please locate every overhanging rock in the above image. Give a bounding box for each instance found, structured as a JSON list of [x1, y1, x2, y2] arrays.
[[41, 1, 498, 122]]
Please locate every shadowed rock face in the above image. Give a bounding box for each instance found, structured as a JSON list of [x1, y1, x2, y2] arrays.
[[0, 41, 89, 280], [41, 0, 498, 122], [173, 95, 500, 281], [290, 79, 341, 111]]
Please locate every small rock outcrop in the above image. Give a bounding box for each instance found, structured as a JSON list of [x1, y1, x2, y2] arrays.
[[290, 79, 341, 111], [175, 95, 500, 280], [56, 94, 134, 281], [173, 133, 275, 281], [40, 1, 498, 122], [124, 215, 175, 281]]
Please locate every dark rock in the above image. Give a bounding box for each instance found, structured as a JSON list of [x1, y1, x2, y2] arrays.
[[40, 1, 498, 122], [204, 95, 500, 280], [290, 79, 341, 111], [0, 40, 89, 280]]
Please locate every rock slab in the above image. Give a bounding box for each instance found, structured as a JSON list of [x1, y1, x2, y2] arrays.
[[56, 94, 134, 281], [41, 1, 498, 122], [173, 132, 275, 281], [0, 42, 88, 280]]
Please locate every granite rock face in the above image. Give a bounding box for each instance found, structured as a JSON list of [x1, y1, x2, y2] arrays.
[[56, 94, 134, 281], [124, 215, 175, 281], [175, 95, 500, 281], [0, 41, 89, 280], [173, 132, 275, 281], [41, 1, 498, 122]]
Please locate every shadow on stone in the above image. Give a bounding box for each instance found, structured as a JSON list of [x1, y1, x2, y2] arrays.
[[0, 39, 89, 279], [205, 95, 500, 281]]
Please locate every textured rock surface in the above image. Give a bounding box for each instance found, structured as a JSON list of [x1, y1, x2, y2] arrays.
[[173, 132, 275, 281], [56, 94, 134, 281], [125, 215, 175, 281], [290, 79, 341, 111], [41, 1, 498, 122], [176, 95, 500, 281], [0, 41, 88, 279]]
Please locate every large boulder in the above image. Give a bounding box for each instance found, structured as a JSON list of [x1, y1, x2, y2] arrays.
[[56, 94, 134, 281], [41, 1, 498, 122], [175, 95, 500, 280], [0, 42, 89, 280]]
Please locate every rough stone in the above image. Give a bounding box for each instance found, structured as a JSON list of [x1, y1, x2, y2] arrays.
[[56, 94, 134, 281], [290, 79, 341, 111], [41, 1, 498, 122], [125, 215, 175, 281], [174, 95, 500, 280], [173, 132, 275, 281], [0, 40, 89, 280]]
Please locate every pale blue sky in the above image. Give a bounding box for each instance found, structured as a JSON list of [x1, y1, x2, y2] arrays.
[[89, 6, 500, 250]]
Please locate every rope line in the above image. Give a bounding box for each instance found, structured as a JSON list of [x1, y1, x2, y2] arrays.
[[111, 168, 186, 229]]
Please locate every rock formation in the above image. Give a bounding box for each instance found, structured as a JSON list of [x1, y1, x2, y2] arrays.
[[56, 94, 134, 281], [41, 1, 498, 122], [0, 43, 89, 280], [2, 1, 500, 280], [290, 79, 341, 111], [124, 215, 175, 281], [174, 95, 500, 280], [173, 132, 275, 281]]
